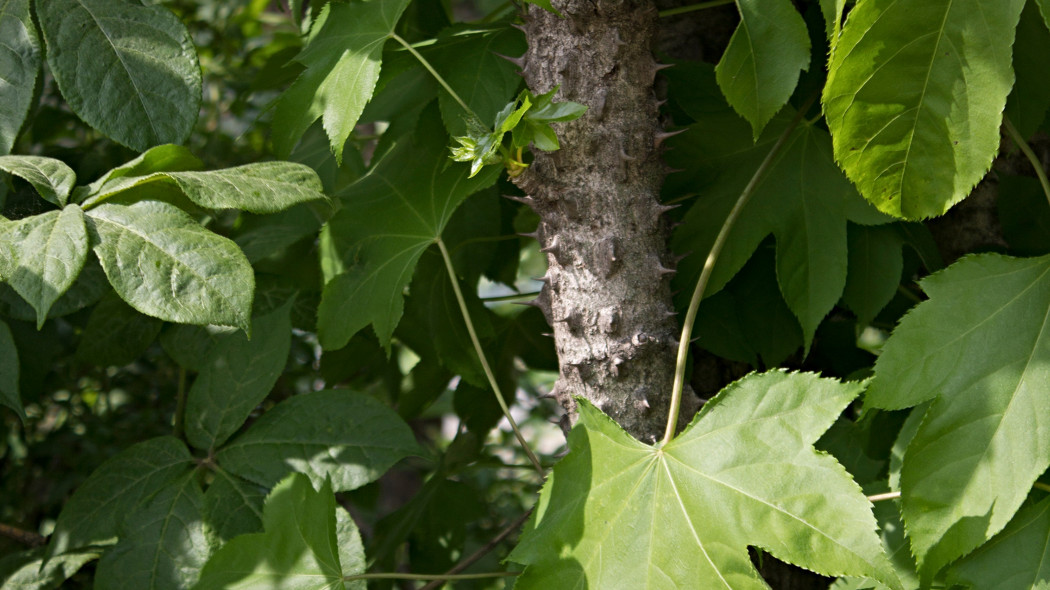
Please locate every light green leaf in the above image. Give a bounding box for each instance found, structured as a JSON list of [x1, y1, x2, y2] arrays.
[[74, 144, 203, 203], [86, 201, 254, 332], [823, 0, 1025, 219], [0, 0, 40, 155], [0, 319, 21, 420], [75, 292, 163, 367], [510, 371, 899, 590], [867, 253, 1050, 579], [0, 548, 97, 590], [82, 162, 328, 213], [819, 0, 846, 48], [184, 300, 293, 452], [272, 0, 411, 161], [5, 206, 89, 328], [94, 472, 213, 590], [317, 120, 498, 350], [203, 470, 265, 542], [37, 0, 201, 151], [193, 473, 361, 590], [217, 390, 419, 492], [47, 436, 194, 557], [946, 494, 1050, 590], [0, 156, 76, 207], [715, 0, 810, 138]]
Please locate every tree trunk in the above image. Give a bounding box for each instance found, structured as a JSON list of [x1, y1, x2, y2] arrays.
[[513, 0, 693, 442]]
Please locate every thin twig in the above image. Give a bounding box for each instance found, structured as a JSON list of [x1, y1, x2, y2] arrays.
[[1003, 115, 1050, 211], [391, 33, 477, 123], [0, 522, 46, 547], [659, 0, 733, 18], [344, 572, 519, 582], [1034, 482, 1050, 493], [867, 491, 901, 503], [418, 509, 533, 590]]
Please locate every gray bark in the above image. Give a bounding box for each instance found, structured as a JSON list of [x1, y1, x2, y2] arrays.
[[513, 0, 694, 442]]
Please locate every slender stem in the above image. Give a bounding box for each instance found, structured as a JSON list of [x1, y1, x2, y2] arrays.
[[659, 0, 733, 18], [174, 367, 187, 440], [1004, 115, 1050, 211], [481, 291, 541, 302], [660, 93, 818, 446], [437, 238, 544, 474], [418, 509, 533, 590], [1035, 482, 1050, 493], [391, 33, 477, 123], [867, 491, 901, 503], [345, 572, 519, 582], [0, 522, 46, 547]]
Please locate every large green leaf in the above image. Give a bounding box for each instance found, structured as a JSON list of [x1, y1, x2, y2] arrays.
[[715, 0, 810, 138], [47, 436, 194, 557], [86, 201, 254, 332], [0, 155, 76, 207], [509, 371, 899, 590], [37, 0, 201, 151], [203, 470, 266, 542], [0, 319, 21, 420], [0, 0, 40, 155], [216, 390, 419, 492], [193, 473, 364, 590], [73, 144, 203, 204], [867, 253, 1050, 579], [272, 0, 411, 161], [184, 300, 293, 452], [823, 0, 1025, 219], [317, 120, 498, 350], [4, 206, 89, 328], [75, 292, 163, 367], [0, 548, 97, 590], [94, 472, 212, 590], [81, 162, 328, 213], [946, 493, 1050, 589]]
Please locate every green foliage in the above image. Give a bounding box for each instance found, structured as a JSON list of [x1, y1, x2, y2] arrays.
[[0, 0, 40, 156]]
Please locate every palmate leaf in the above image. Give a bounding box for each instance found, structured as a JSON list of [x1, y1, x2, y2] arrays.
[[0, 0, 40, 155], [823, 0, 1025, 219], [272, 0, 411, 161], [37, 0, 201, 151], [867, 253, 1050, 580], [510, 371, 899, 590], [946, 493, 1050, 589], [203, 470, 266, 542], [317, 117, 499, 350], [86, 201, 254, 332], [0, 155, 76, 207], [715, 0, 810, 138], [193, 473, 365, 590]]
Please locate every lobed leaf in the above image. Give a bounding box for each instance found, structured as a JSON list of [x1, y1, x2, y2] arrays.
[[510, 371, 899, 590], [823, 0, 1025, 219], [216, 390, 420, 492], [86, 201, 254, 332], [868, 253, 1050, 579], [202, 470, 266, 542], [0, 0, 40, 155], [0, 155, 76, 207], [37, 0, 201, 151]]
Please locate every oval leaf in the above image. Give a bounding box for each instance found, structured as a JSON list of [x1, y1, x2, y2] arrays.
[[0, 0, 41, 155], [86, 201, 253, 332], [823, 0, 1025, 219], [0, 155, 76, 206], [37, 0, 202, 151]]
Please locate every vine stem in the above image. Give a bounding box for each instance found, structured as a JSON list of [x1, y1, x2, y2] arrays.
[[391, 33, 478, 123], [1003, 115, 1050, 211], [418, 509, 533, 590], [437, 238, 544, 475], [344, 572, 519, 582], [658, 0, 733, 18], [1035, 482, 1050, 493], [867, 491, 901, 503], [660, 93, 819, 446], [174, 367, 187, 440]]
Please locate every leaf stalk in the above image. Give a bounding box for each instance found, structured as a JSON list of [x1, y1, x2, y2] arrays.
[[391, 33, 479, 123], [1003, 115, 1050, 211]]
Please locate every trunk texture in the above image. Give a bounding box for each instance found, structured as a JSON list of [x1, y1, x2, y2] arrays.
[[513, 0, 691, 442]]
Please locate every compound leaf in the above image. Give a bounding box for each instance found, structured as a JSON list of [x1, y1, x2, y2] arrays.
[[216, 390, 419, 492], [86, 201, 254, 332], [868, 253, 1050, 579], [0, 0, 40, 155], [823, 0, 1025, 219], [37, 0, 201, 151], [510, 371, 899, 590]]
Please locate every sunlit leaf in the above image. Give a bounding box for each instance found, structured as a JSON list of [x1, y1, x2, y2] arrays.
[[0, 155, 76, 207], [0, 0, 40, 155], [0, 548, 97, 590]]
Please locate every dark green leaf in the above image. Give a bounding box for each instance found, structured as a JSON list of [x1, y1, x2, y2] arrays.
[[203, 470, 265, 542], [823, 0, 1025, 219], [0, 319, 21, 420], [217, 390, 419, 492], [87, 201, 254, 332], [510, 372, 898, 589], [0, 156, 76, 207], [193, 473, 362, 590], [0, 0, 40, 155], [75, 291, 163, 366], [0, 258, 109, 323], [184, 299, 293, 451], [1005, 0, 1050, 139], [998, 175, 1050, 256], [5, 206, 89, 328], [842, 224, 907, 327], [94, 472, 212, 590], [868, 253, 1050, 579], [47, 436, 194, 557], [272, 0, 412, 161], [234, 204, 326, 263], [0, 548, 97, 590], [159, 324, 225, 372], [946, 494, 1050, 589], [716, 0, 810, 138], [317, 119, 499, 349], [37, 0, 201, 151]]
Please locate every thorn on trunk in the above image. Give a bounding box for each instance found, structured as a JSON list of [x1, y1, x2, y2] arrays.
[[510, 22, 526, 33], [619, 148, 636, 162], [656, 264, 676, 277], [494, 52, 527, 70], [504, 194, 539, 210], [517, 230, 540, 241], [653, 129, 686, 149]]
